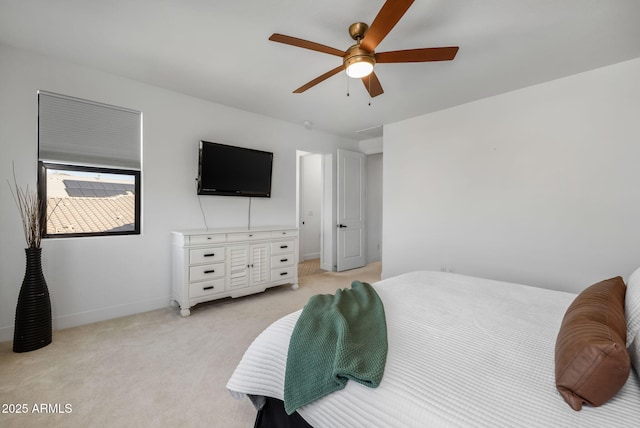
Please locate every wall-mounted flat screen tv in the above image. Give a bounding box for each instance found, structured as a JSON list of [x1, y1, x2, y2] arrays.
[[197, 140, 273, 197]]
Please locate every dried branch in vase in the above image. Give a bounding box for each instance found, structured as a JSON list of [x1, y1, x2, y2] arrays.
[[8, 164, 44, 249]]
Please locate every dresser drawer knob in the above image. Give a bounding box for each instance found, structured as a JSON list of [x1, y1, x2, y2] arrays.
[[203, 286, 214, 290], [204, 253, 215, 257], [280, 272, 288, 276], [280, 258, 288, 262], [204, 269, 215, 274], [280, 245, 288, 249]]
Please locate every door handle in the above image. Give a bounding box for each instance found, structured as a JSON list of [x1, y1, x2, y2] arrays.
[[338, 224, 347, 228]]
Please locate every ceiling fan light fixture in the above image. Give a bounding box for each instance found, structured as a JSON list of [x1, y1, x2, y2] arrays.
[[344, 45, 375, 78], [345, 57, 374, 78]]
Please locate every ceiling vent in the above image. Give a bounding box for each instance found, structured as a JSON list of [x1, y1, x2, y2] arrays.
[[356, 125, 383, 139]]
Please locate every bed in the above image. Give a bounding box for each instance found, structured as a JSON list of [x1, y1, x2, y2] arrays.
[[227, 270, 640, 427]]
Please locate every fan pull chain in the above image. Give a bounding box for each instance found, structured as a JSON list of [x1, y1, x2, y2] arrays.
[[346, 74, 350, 97], [368, 75, 372, 106]]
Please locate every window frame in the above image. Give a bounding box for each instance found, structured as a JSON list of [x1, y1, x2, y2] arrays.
[[38, 161, 141, 239]]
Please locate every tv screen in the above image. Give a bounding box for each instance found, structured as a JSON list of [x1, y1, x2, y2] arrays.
[[197, 141, 273, 197]]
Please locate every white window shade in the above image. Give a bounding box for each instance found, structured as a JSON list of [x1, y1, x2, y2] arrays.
[[38, 91, 141, 170]]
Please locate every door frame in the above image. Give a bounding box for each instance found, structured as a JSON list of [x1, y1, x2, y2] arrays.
[[296, 151, 327, 269]]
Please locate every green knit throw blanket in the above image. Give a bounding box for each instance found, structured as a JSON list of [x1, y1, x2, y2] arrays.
[[284, 280, 388, 415]]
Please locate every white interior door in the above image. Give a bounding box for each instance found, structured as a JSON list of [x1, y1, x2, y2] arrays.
[[337, 149, 366, 271]]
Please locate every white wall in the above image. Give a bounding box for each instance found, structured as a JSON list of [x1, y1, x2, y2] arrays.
[[0, 44, 359, 342], [359, 137, 383, 154], [383, 57, 640, 293]]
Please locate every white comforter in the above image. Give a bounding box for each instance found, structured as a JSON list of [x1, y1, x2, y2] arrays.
[[227, 271, 640, 427]]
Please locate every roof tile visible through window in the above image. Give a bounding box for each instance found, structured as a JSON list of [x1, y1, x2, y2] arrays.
[[46, 177, 136, 234], [48, 195, 135, 234]]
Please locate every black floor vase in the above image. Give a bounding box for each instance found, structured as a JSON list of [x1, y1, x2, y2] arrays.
[[13, 247, 52, 353]]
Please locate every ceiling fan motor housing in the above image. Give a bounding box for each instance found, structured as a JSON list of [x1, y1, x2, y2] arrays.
[[344, 44, 376, 66], [348, 22, 369, 41]]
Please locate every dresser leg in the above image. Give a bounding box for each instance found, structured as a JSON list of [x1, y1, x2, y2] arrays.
[[180, 308, 191, 317], [291, 282, 299, 290]]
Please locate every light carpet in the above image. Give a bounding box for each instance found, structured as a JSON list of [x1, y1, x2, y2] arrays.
[[0, 261, 381, 428]]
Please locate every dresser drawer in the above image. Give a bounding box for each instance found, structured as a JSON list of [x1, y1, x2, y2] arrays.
[[189, 278, 225, 298], [271, 240, 294, 255], [190, 263, 226, 282], [271, 266, 296, 282], [190, 247, 225, 264], [188, 234, 226, 245], [227, 231, 272, 242], [271, 254, 294, 268], [271, 229, 298, 238]]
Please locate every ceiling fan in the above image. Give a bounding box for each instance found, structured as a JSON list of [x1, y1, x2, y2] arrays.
[[269, 0, 459, 98]]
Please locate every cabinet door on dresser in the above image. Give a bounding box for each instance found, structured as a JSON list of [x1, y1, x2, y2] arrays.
[[227, 243, 270, 290], [249, 244, 270, 286], [228, 245, 250, 290]]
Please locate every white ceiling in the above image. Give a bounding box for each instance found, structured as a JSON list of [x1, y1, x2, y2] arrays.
[[1, 0, 639, 140]]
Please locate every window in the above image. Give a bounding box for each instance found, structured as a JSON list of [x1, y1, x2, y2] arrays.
[[37, 91, 142, 238], [39, 163, 140, 237]]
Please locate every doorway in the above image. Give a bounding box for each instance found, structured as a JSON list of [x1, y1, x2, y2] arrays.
[[298, 152, 323, 262], [296, 149, 382, 274]]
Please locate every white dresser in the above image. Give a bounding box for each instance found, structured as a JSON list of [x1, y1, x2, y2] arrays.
[[171, 226, 299, 317]]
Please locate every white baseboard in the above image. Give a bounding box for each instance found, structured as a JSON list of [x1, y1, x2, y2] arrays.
[[0, 325, 13, 344], [367, 256, 382, 264], [0, 296, 170, 343], [303, 252, 320, 261]]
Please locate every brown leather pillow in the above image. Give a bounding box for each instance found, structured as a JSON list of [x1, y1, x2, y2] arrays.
[[555, 276, 629, 410]]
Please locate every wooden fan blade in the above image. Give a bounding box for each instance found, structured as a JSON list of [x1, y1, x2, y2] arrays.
[[361, 72, 384, 98], [269, 34, 345, 57], [360, 0, 414, 52], [293, 65, 345, 93], [376, 46, 459, 63]]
